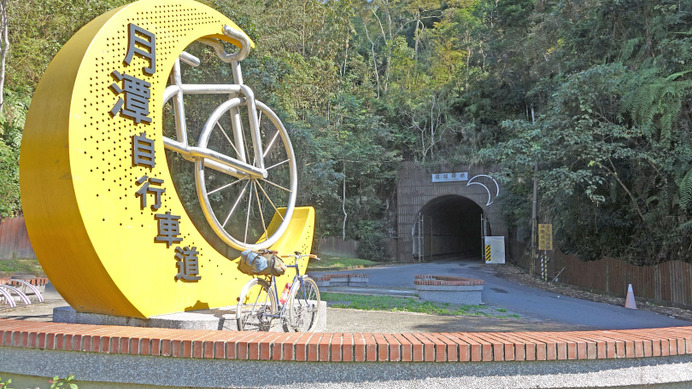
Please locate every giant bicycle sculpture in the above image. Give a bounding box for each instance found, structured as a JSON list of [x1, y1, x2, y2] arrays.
[[20, 0, 314, 318]]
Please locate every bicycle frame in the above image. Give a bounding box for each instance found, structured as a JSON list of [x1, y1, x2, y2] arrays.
[[265, 256, 309, 321], [161, 36, 266, 180]]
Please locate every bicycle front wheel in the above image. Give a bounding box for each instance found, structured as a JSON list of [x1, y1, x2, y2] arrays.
[[236, 278, 277, 331], [284, 276, 321, 332], [196, 100, 297, 250]]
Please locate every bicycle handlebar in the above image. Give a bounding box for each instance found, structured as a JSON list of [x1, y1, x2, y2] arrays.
[[279, 253, 320, 261], [199, 25, 251, 63]]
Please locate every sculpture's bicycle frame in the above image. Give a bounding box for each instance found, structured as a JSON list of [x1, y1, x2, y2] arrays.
[[162, 26, 297, 250]]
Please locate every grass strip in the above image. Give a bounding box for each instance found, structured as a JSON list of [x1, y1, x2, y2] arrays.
[[0, 258, 45, 277], [322, 292, 521, 318], [307, 255, 378, 271]]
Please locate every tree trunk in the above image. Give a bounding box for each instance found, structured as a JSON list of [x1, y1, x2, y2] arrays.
[[364, 23, 381, 98], [414, 9, 421, 63], [372, 6, 391, 95], [0, 0, 9, 115], [342, 161, 348, 240], [341, 30, 350, 77]]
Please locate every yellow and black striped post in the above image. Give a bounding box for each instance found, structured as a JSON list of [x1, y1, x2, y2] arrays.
[[485, 245, 491, 262]]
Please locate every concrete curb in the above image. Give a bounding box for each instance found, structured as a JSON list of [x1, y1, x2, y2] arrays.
[[1, 347, 691, 388], [53, 302, 328, 332]]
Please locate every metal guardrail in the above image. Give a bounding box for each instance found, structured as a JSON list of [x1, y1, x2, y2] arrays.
[[0, 279, 45, 307], [10, 279, 44, 303], [0, 286, 15, 308], [0, 284, 30, 306]]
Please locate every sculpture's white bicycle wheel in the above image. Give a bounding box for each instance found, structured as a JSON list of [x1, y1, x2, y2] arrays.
[[195, 99, 297, 250]]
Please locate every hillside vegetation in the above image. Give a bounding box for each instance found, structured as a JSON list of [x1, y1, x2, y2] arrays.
[[1, 0, 691, 265]]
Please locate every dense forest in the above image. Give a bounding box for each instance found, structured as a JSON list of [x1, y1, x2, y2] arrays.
[[0, 0, 691, 265]]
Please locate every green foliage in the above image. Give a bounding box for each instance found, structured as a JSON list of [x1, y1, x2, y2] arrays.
[[621, 70, 692, 146], [355, 220, 391, 261], [0, 376, 13, 389], [49, 374, 77, 389], [485, 59, 692, 264], [7, 0, 130, 91], [0, 89, 26, 218], [0, 141, 19, 218], [0, 375, 77, 389], [680, 168, 692, 211], [5, 0, 692, 264]]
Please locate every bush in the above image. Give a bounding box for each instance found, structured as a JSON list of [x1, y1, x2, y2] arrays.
[[356, 220, 390, 261]]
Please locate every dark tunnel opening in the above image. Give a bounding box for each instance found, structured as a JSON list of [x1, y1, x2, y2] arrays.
[[412, 195, 485, 260]]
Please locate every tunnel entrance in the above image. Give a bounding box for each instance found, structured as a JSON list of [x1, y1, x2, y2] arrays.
[[412, 195, 485, 260]]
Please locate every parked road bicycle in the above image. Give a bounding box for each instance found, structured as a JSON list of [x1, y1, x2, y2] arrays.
[[162, 26, 297, 251], [236, 252, 321, 332]]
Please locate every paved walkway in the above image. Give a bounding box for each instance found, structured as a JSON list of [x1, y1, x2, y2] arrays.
[[1, 259, 690, 333], [1, 264, 691, 388], [0, 296, 591, 333], [310, 258, 692, 331]]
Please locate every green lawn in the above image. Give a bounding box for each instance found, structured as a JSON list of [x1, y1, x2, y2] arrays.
[[322, 292, 521, 318], [307, 255, 378, 271], [0, 258, 45, 278]]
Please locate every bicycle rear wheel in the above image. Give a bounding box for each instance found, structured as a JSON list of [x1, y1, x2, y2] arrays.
[[236, 278, 277, 331], [284, 276, 321, 332], [196, 100, 297, 250]]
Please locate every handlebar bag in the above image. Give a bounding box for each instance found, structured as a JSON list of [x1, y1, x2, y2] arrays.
[[239, 250, 268, 275], [259, 253, 287, 276]]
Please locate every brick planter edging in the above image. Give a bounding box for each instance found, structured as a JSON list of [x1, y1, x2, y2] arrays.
[[0, 277, 49, 287], [0, 319, 690, 362], [311, 273, 369, 287], [414, 274, 484, 305], [414, 274, 484, 286]]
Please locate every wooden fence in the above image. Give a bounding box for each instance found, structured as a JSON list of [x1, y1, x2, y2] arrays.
[[511, 242, 692, 308], [0, 217, 36, 260], [317, 237, 359, 257], [552, 253, 692, 307]]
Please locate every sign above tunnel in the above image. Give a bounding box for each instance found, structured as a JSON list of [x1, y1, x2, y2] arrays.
[[432, 172, 468, 183]]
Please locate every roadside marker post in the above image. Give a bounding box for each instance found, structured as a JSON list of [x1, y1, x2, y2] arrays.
[[538, 224, 553, 281]]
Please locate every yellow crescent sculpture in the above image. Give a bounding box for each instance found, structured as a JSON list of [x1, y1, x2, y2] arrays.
[[20, 0, 314, 318]]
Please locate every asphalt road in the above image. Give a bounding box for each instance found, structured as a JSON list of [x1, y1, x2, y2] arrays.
[[2, 259, 690, 333], [312, 258, 692, 330]]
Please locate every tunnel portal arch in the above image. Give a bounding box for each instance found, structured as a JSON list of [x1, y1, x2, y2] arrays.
[[412, 195, 485, 260], [397, 162, 507, 262]]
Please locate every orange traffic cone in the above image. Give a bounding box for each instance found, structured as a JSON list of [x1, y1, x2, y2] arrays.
[[625, 284, 637, 309]]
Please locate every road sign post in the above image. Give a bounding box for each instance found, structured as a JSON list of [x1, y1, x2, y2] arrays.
[[538, 224, 553, 281]]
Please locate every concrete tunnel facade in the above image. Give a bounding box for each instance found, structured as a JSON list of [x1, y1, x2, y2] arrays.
[[396, 162, 507, 262]]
